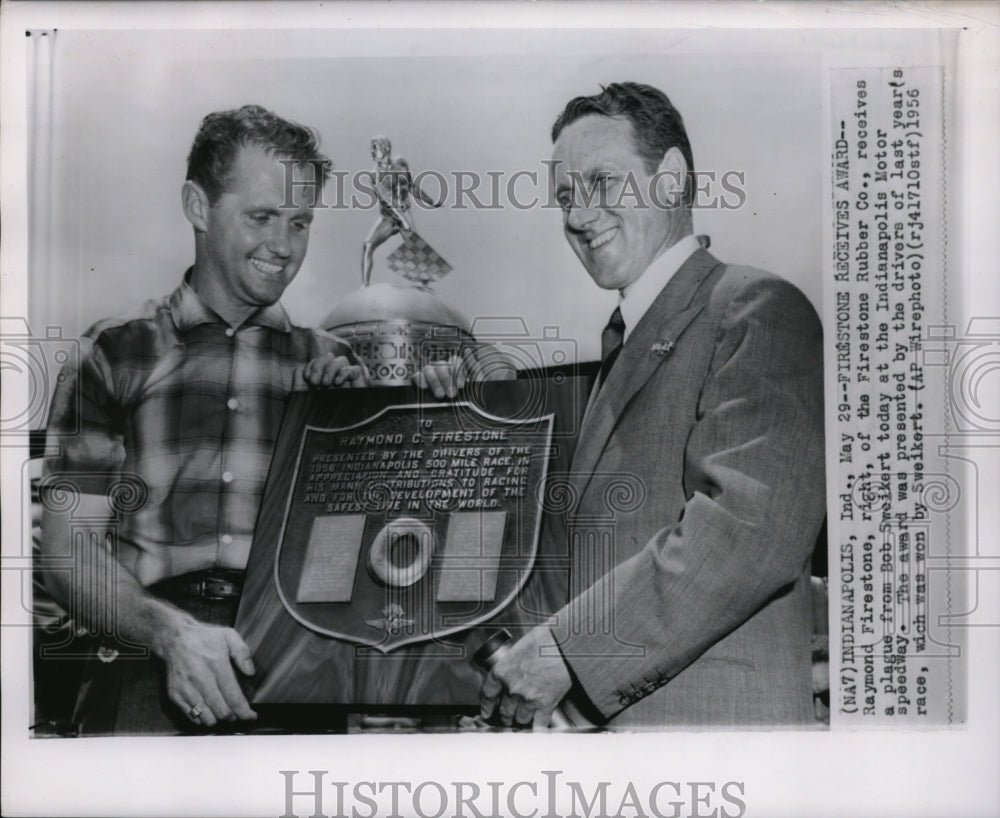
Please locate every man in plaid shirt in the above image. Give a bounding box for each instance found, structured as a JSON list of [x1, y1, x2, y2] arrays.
[[40, 106, 365, 734]]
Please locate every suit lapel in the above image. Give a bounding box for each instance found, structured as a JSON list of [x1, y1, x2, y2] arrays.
[[569, 249, 724, 510]]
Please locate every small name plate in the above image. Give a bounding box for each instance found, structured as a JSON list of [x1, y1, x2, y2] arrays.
[[296, 514, 366, 603], [437, 511, 508, 602]]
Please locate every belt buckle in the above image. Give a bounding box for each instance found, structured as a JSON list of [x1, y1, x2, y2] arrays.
[[201, 577, 238, 599]]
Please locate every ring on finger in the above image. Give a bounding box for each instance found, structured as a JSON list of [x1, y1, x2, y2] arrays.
[[188, 701, 206, 720]]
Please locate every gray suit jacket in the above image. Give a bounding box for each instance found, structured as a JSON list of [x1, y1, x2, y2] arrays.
[[554, 248, 825, 727]]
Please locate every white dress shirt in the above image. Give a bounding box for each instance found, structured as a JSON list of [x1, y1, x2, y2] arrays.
[[619, 233, 702, 343]]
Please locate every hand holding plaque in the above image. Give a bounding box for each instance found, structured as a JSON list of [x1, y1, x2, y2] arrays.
[[413, 344, 516, 399], [478, 624, 572, 729]]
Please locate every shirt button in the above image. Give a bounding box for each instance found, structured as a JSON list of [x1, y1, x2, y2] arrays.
[[220, 534, 233, 546], [222, 471, 234, 484], [225, 327, 235, 337], [226, 398, 239, 411]]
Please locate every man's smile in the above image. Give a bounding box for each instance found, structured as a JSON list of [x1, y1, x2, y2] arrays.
[[249, 257, 284, 275], [586, 227, 618, 251]]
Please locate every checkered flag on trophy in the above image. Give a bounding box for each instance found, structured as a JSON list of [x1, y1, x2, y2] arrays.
[[386, 232, 453, 287]]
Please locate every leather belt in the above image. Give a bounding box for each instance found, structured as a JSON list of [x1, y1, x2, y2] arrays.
[[153, 570, 245, 601]]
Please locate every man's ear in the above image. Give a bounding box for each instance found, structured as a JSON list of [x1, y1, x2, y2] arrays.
[[654, 147, 688, 209], [182, 180, 211, 232]]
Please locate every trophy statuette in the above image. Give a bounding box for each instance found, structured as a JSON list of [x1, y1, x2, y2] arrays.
[[324, 135, 473, 386]]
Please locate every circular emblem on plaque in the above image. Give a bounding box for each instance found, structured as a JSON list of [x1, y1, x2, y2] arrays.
[[368, 517, 435, 587]]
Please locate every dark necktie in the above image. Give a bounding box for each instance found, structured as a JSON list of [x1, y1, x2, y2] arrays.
[[598, 306, 626, 388]]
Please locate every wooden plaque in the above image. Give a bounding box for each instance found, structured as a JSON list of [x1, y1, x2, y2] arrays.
[[235, 376, 590, 709]]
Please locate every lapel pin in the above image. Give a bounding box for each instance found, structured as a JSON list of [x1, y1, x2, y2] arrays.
[[651, 339, 675, 357]]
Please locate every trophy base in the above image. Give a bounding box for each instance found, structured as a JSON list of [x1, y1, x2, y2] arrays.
[[323, 283, 474, 386]]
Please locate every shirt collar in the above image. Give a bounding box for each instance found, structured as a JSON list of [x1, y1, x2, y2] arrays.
[[169, 269, 292, 333], [619, 233, 702, 343]]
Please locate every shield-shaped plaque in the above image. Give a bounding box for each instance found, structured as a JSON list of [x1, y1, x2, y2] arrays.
[[271, 402, 553, 652]]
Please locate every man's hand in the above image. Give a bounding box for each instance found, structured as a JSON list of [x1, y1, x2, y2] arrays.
[[154, 615, 258, 727], [42, 497, 260, 731], [479, 625, 572, 730], [299, 354, 367, 389], [414, 353, 468, 399], [412, 345, 517, 399]]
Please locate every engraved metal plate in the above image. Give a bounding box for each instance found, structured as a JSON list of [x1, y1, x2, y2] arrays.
[[436, 511, 507, 602], [295, 515, 366, 603]]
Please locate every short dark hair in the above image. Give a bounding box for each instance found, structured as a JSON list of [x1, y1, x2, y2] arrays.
[[186, 105, 331, 204], [551, 82, 695, 205]]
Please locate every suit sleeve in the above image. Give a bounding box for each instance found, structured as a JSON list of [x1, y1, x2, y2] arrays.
[[555, 276, 826, 719]]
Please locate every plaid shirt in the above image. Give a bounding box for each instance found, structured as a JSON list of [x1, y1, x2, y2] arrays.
[[44, 275, 355, 584]]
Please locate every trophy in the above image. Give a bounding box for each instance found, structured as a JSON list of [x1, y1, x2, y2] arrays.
[[323, 136, 473, 386], [235, 137, 589, 724]]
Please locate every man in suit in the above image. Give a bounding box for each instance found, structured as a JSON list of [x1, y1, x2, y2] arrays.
[[477, 82, 826, 728]]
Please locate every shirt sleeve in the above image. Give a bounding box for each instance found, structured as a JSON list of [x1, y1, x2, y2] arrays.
[[43, 331, 127, 497]]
